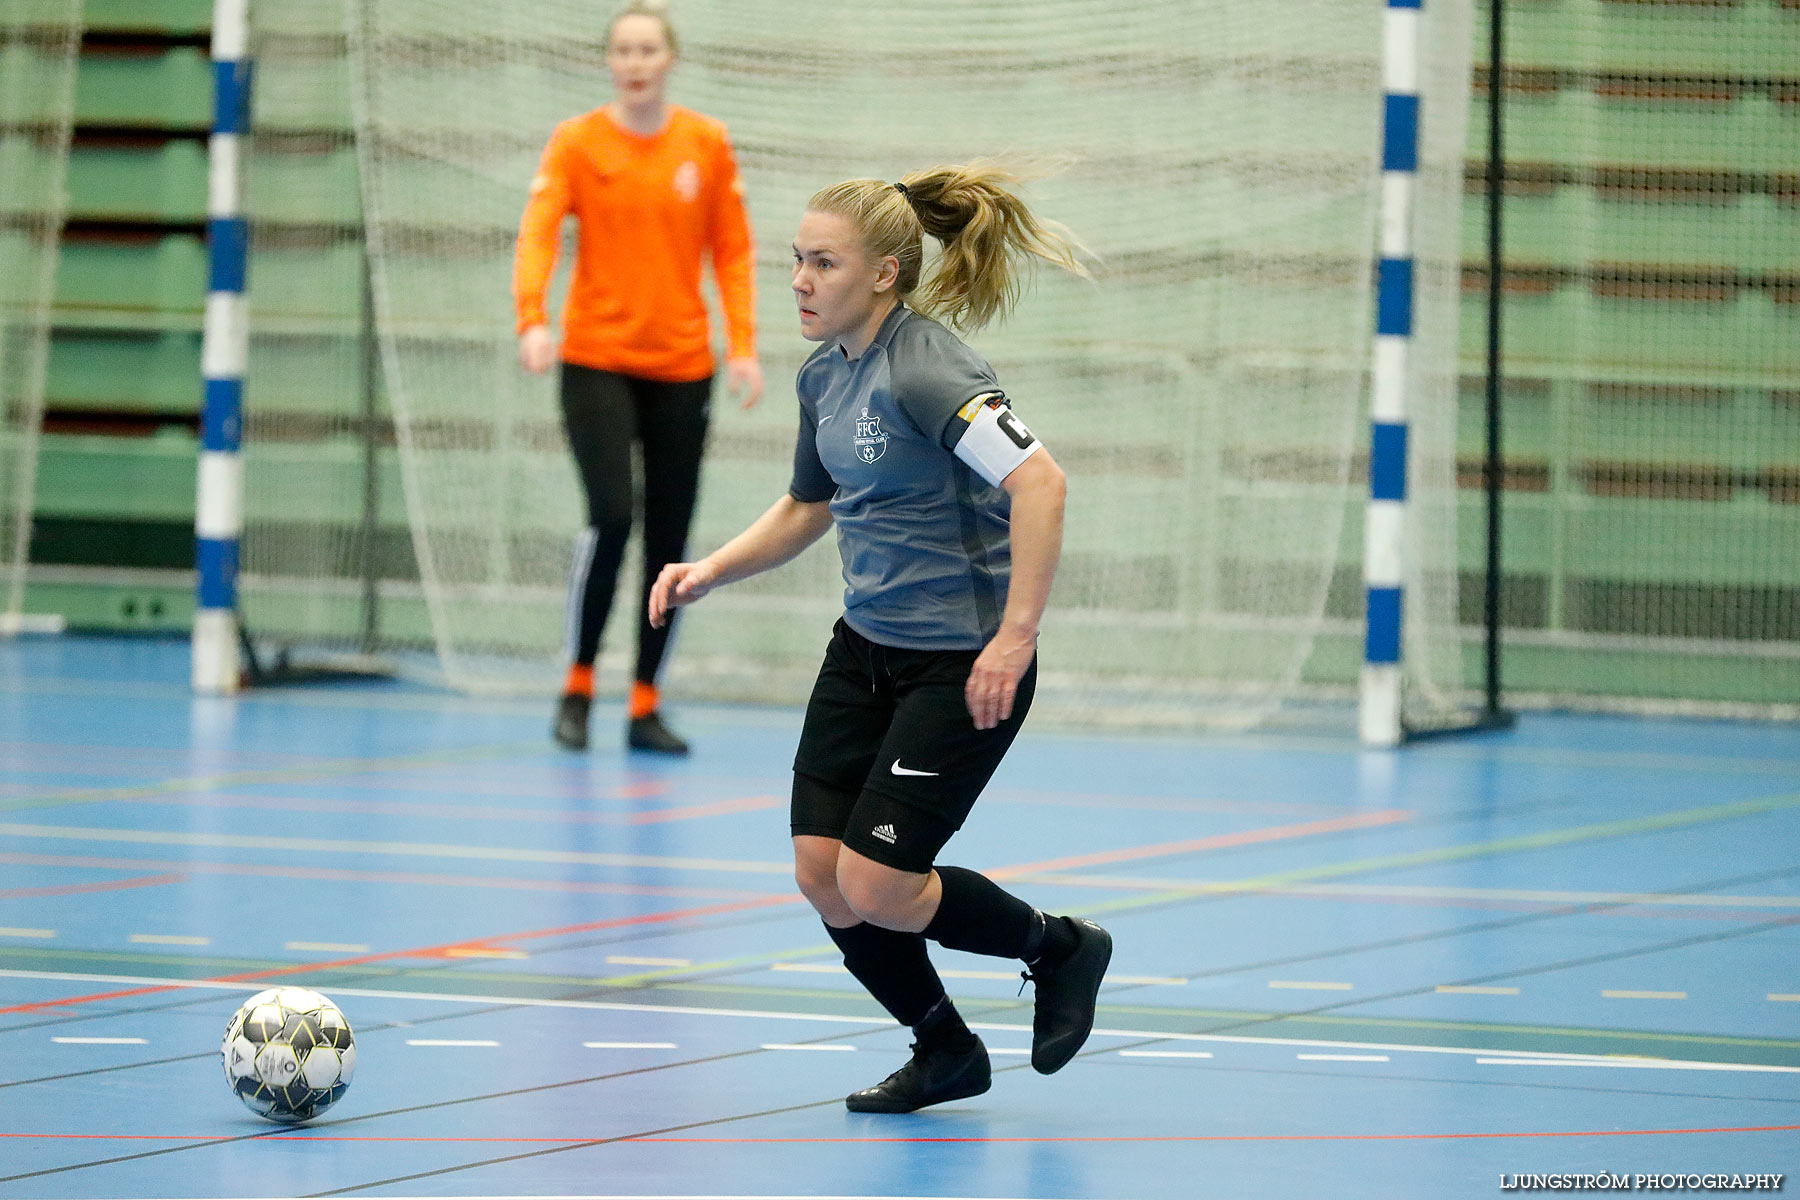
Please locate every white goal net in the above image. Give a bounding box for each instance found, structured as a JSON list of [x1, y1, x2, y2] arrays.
[[0, 0, 80, 632], [244, 0, 1474, 728]]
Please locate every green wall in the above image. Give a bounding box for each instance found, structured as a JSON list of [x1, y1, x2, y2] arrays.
[[29, 0, 1800, 706]]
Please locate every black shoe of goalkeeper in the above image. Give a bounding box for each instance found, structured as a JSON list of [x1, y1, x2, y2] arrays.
[[845, 1035, 991, 1114], [552, 693, 590, 751], [627, 711, 689, 756], [1027, 918, 1113, 1075]]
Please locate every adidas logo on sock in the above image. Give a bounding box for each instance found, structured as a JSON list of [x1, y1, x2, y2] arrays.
[[870, 823, 897, 844]]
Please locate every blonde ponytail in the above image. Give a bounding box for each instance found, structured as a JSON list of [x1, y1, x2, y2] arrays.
[[807, 161, 1090, 333]]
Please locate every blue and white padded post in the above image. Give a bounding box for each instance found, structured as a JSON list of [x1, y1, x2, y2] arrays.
[[1360, 0, 1421, 748], [193, 0, 251, 693]]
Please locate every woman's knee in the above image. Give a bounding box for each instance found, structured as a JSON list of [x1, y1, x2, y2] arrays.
[[835, 854, 929, 927], [792, 836, 849, 915]]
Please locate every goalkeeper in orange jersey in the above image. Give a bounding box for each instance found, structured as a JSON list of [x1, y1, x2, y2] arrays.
[[513, 0, 760, 755]]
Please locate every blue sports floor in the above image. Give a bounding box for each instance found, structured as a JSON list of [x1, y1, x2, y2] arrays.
[[1, 635, 1797, 1199]]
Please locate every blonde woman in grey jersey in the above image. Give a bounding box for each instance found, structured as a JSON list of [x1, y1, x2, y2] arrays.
[[650, 163, 1111, 1114]]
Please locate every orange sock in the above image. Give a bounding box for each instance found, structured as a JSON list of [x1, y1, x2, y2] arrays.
[[629, 681, 659, 720], [563, 664, 595, 698]]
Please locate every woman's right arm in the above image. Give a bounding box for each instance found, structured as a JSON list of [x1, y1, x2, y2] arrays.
[[648, 495, 834, 628], [514, 126, 573, 373]]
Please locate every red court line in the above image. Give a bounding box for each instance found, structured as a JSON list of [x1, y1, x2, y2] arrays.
[[312, 771, 675, 802], [4, 1123, 1795, 1144], [638, 1123, 1800, 1143], [0, 893, 805, 1016], [612, 781, 672, 800], [0, 871, 184, 899], [630, 795, 782, 824], [0, 852, 773, 901], [989, 808, 1413, 878], [4, 806, 1406, 1017]]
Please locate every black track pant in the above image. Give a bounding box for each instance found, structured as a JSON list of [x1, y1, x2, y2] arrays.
[[559, 362, 711, 683]]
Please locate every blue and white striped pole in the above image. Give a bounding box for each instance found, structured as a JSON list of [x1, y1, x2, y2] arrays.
[[1360, 0, 1421, 747], [193, 0, 251, 693]]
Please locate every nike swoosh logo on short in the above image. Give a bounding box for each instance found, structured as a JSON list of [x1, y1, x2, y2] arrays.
[[890, 761, 939, 777], [818, 414, 834, 423]]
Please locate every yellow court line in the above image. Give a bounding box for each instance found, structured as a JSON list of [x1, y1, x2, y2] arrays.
[[443, 948, 528, 960], [0, 741, 546, 816], [8, 795, 1793, 1020], [1068, 790, 1800, 919], [1603, 990, 1687, 1000], [1027, 877, 1800, 911]]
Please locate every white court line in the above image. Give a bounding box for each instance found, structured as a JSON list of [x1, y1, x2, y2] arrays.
[[0, 927, 55, 938], [1120, 1050, 1213, 1059], [129, 934, 210, 946], [760, 1043, 854, 1052], [52, 1036, 146, 1045], [988, 1047, 1031, 1056], [584, 1041, 678, 1049], [0, 821, 792, 876], [1602, 990, 1687, 1000], [1771, 994, 1800, 1002], [1298, 1053, 1389, 1062], [1474, 1057, 1784, 1072], [286, 941, 370, 953], [406, 1039, 500, 1047], [608, 956, 691, 968], [770, 962, 1185, 986], [1268, 980, 1353, 991], [1437, 985, 1519, 995], [5, 968, 1796, 1075]]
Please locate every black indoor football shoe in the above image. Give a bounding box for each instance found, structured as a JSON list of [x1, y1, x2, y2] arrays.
[[552, 693, 590, 751], [845, 1036, 991, 1114], [1026, 917, 1113, 1075], [627, 711, 690, 756]]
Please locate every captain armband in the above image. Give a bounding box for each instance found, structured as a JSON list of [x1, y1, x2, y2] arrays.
[[951, 392, 1042, 487]]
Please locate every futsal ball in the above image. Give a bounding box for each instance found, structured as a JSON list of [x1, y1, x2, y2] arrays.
[[220, 986, 357, 1123]]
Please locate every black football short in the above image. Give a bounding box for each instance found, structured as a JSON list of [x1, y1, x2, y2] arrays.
[[791, 618, 1036, 873]]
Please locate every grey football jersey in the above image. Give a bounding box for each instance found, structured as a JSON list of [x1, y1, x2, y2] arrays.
[[789, 304, 1026, 650]]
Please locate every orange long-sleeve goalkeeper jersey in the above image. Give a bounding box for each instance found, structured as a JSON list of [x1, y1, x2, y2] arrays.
[[513, 105, 756, 382]]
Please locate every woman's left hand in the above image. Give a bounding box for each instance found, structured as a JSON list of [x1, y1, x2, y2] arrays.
[[966, 628, 1036, 731], [726, 357, 764, 410]]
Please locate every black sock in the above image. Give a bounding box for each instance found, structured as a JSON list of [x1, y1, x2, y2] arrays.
[[921, 864, 1037, 959], [912, 995, 977, 1054], [1024, 912, 1079, 969], [824, 920, 946, 1028]]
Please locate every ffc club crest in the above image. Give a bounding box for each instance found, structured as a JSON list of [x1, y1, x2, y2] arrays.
[[854, 407, 887, 464]]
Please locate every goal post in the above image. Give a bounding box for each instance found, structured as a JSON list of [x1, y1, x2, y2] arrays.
[[193, 0, 251, 693], [1361, 0, 1487, 746]]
